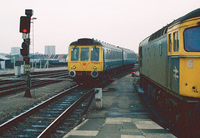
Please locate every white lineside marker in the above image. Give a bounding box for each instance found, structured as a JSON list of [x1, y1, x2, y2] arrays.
[[95, 88, 103, 109]]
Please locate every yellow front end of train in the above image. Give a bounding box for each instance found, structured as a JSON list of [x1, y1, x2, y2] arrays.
[[167, 16, 200, 98], [68, 45, 103, 79]]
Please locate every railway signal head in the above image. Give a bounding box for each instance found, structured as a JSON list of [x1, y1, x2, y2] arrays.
[[20, 47, 28, 57], [22, 41, 28, 49], [19, 16, 31, 33], [20, 39, 29, 57]]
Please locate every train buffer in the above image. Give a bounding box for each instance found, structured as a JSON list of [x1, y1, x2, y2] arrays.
[[64, 74, 176, 138]]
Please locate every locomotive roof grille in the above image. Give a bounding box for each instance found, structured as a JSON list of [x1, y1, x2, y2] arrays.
[[149, 27, 168, 41], [149, 8, 200, 42]]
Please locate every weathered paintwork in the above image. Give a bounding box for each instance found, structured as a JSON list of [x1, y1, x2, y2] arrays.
[[139, 8, 200, 99]]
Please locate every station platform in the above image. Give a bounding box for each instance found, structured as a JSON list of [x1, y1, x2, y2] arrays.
[[63, 74, 176, 138]]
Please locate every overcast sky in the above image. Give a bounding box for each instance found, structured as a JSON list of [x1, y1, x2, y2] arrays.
[[0, 0, 199, 54]]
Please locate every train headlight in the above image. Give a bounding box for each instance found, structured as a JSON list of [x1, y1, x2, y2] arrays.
[[73, 65, 76, 69], [93, 66, 97, 70]]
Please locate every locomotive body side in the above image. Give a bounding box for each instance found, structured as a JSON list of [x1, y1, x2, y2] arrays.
[[139, 34, 168, 99], [138, 9, 200, 132], [139, 8, 200, 100]]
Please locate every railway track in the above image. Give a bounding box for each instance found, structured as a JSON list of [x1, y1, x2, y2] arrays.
[[0, 69, 68, 78], [0, 80, 110, 137], [0, 70, 70, 96]]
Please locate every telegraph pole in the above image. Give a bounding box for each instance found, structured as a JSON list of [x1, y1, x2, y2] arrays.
[[19, 9, 33, 98]]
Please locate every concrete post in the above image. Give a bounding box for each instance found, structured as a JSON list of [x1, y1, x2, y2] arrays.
[[21, 65, 25, 75], [95, 88, 103, 109], [14, 66, 21, 77]]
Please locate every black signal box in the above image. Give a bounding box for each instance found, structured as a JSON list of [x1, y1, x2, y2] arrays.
[[19, 16, 31, 33]]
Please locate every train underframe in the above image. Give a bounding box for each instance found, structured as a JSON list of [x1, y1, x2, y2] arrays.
[[73, 64, 134, 85], [140, 74, 200, 137]]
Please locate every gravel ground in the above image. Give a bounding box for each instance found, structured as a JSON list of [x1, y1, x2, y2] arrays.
[[0, 80, 76, 124]]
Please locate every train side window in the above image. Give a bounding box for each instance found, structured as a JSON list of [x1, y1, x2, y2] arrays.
[[168, 34, 172, 52], [159, 44, 162, 56], [148, 47, 151, 56], [174, 32, 179, 52], [177, 32, 179, 51], [71, 48, 79, 61], [106, 49, 108, 59]]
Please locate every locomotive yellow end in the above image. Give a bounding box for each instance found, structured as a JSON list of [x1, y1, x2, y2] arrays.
[[68, 45, 103, 79], [167, 17, 200, 98]]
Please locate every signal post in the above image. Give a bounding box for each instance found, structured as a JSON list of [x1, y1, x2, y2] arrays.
[[19, 9, 33, 98]]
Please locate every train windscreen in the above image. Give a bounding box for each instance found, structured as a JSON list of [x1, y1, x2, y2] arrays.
[[184, 27, 200, 52], [71, 48, 79, 61], [81, 48, 89, 61], [91, 48, 99, 61]]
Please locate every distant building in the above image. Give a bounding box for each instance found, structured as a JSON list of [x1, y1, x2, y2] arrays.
[[45, 45, 55, 55], [11, 47, 20, 55]]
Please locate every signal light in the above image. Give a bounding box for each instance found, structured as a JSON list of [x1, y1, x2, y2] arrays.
[[23, 29, 27, 33], [19, 16, 31, 33]]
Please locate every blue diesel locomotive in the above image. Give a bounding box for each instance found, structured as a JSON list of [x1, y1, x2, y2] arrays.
[[139, 8, 200, 132]]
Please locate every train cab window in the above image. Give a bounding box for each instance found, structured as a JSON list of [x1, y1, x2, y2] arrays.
[[168, 34, 172, 52], [81, 48, 89, 61], [174, 32, 179, 52], [91, 47, 99, 61], [184, 27, 200, 51], [71, 48, 79, 61]]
